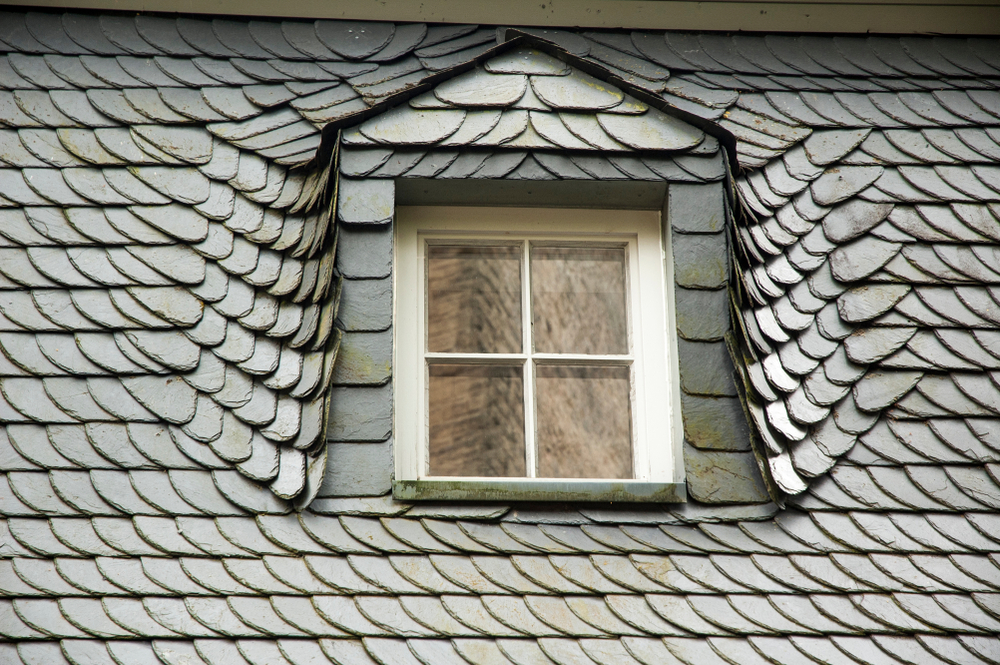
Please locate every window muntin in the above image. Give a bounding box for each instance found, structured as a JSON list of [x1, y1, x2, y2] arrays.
[[426, 239, 634, 479], [396, 207, 682, 490]]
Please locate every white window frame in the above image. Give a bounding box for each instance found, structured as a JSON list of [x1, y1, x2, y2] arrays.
[[394, 205, 686, 502]]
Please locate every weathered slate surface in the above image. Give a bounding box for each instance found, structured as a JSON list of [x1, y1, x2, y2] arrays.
[[0, 11, 999, 665]]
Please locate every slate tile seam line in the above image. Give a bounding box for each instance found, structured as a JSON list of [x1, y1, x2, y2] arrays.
[[2, 510, 999, 559], [0, 84, 348, 504], [0, 15, 996, 528], [3, 14, 467, 64], [3, 590, 1000, 639], [6, 584, 997, 637], [1, 15, 1000, 664], [1, 50, 992, 172], [725, 115, 1000, 498], [5, 551, 998, 601], [296, 31, 744, 177], [0, 9, 995, 84], [0, 637, 988, 665]]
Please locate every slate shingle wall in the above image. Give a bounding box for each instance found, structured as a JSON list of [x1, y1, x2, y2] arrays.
[[0, 11, 999, 665]]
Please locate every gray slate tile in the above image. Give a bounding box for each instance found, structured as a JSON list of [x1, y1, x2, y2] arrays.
[[670, 183, 726, 233], [3, 20, 1000, 662], [316, 21, 395, 60], [672, 232, 728, 289]]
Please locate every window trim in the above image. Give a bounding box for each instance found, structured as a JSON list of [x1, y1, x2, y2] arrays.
[[393, 205, 686, 502]]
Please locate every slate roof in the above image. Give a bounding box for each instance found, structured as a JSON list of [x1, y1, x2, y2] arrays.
[[1, 10, 1000, 665]]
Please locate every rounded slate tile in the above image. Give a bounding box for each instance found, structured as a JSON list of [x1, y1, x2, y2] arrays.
[[59, 597, 138, 638], [559, 113, 630, 151], [359, 106, 465, 145], [12, 598, 90, 638], [598, 108, 703, 151], [467, 110, 526, 147], [530, 70, 623, 111], [316, 21, 395, 60], [486, 47, 571, 75], [435, 69, 527, 107]]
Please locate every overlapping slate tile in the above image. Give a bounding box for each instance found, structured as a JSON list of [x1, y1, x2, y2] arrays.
[[727, 65, 1000, 495], [1, 12, 1000, 665], [0, 93, 340, 507]]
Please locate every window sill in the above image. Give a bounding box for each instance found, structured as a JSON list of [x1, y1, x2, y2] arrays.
[[393, 479, 686, 503]]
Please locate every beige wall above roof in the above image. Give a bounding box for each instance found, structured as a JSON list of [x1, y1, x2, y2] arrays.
[[14, 0, 1000, 35]]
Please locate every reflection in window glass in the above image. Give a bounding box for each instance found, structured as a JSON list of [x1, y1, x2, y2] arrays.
[[535, 365, 633, 479], [428, 364, 525, 477], [531, 245, 628, 355], [423, 239, 638, 480], [427, 245, 522, 354]]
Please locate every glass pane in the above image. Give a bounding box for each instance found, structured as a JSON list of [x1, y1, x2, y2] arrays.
[[535, 365, 632, 479], [428, 364, 526, 477], [531, 245, 628, 354], [427, 245, 522, 353]]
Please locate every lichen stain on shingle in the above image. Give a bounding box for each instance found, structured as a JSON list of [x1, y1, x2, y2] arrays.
[[680, 394, 750, 451], [684, 447, 771, 504]]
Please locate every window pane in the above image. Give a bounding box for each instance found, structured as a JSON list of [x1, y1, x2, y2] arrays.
[[428, 364, 526, 477], [531, 245, 628, 354], [535, 365, 632, 479], [427, 245, 522, 353]]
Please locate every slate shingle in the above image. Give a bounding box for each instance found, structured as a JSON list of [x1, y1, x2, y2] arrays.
[[0, 13, 999, 665]]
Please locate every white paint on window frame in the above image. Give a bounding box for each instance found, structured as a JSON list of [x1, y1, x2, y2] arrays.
[[394, 205, 685, 491]]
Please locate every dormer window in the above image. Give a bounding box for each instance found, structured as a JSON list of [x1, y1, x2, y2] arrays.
[[393, 206, 684, 502]]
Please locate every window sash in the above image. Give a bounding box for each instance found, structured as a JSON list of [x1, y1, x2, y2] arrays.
[[422, 235, 637, 479], [395, 206, 683, 486]]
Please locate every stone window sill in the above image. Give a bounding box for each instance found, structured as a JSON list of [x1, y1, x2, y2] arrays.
[[393, 479, 686, 503]]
